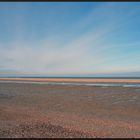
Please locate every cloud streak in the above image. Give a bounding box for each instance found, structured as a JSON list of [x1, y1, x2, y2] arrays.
[[0, 2, 140, 77]]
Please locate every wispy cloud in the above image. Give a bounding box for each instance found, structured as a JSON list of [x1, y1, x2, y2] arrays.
[[0, 2, 140, 76]]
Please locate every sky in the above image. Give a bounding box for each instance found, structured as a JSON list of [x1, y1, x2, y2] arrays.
[[0, 2, 140, 77]]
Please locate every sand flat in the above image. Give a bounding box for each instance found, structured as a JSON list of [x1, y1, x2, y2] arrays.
[[0, 77, 140, 83]]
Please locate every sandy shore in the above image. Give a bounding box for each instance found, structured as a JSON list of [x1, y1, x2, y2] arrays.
[[0, 82, 140, 138], [0, 77, 140, 84]]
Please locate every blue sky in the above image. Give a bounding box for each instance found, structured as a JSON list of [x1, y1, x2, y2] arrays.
[[0, 2, 140, 77]]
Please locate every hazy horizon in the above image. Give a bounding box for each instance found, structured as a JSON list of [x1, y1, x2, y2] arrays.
[[0, 2, 140, 77]]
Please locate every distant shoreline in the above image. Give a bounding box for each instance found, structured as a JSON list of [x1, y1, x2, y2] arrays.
[[1, 76, 140, 79], [0, 77, 140, 84]]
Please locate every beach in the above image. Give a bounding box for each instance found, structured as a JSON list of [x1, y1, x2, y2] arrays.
[[0, 78, 140, 138], [0, 77, 140, 83]]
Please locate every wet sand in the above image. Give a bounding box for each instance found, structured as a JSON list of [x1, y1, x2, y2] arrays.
[[0, 77, 140, 84], [0, 82, 140, 138]]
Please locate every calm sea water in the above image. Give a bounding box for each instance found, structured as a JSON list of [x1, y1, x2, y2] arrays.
[[0, 80, 140, 88], [4, 77, 140, 79]]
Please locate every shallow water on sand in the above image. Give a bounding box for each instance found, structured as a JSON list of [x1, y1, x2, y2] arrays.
[[0, 80, 140, 88]]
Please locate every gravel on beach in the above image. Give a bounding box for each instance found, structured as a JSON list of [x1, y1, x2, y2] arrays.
[[0, 82, 140, 138]]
